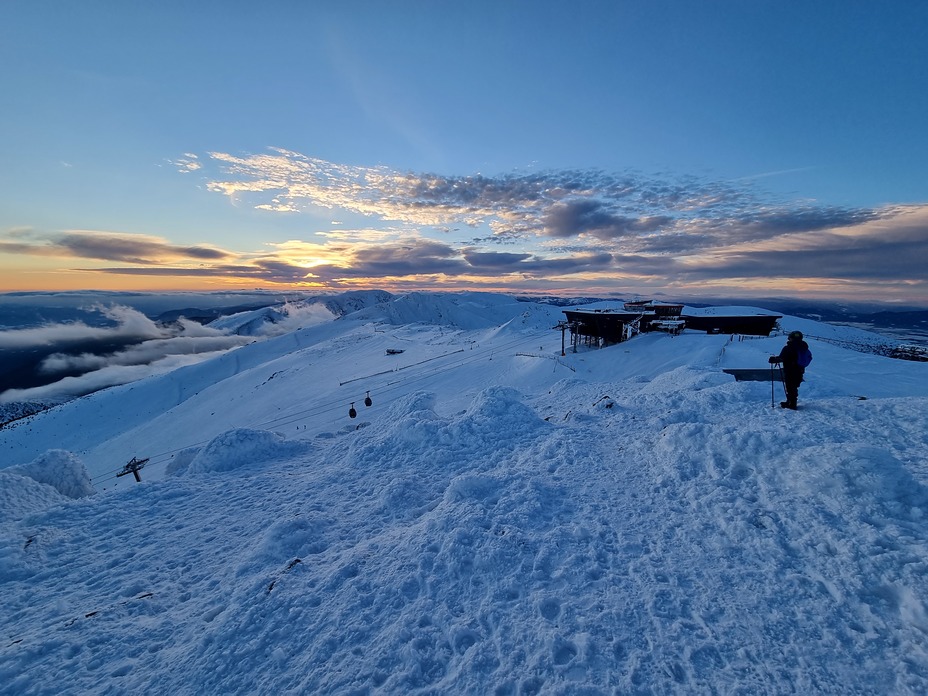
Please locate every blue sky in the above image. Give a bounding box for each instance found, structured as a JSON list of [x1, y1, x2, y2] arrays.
[[1, 1, 926, 302]]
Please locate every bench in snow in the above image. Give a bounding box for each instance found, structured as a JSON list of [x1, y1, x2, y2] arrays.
[[723, 368, 783, 382]]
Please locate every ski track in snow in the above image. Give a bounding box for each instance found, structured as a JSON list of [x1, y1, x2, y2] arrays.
[[2, 294, 928, 695]]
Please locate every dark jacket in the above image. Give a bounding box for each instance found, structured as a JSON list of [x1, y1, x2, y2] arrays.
[[777, 338, 809, 383]]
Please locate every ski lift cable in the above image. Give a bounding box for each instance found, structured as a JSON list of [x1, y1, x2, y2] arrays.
[[95, 329, 554, 479], [98, 371, 410, 474], [255, 332, 547, 426], [100, 328, 556, 478], [91, 396, 343, 478], [255, 328, 553, 429], [255, 329, 555, 432], [252, 329, 549, 430]]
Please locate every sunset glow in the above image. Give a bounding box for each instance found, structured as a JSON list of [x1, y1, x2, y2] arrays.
[[1, 3, 925, 303]]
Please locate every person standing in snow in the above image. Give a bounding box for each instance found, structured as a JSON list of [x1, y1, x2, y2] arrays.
[[769, 330, 809, 410]]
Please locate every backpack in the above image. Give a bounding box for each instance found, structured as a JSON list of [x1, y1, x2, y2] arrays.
[[797, 346, 813, 368]]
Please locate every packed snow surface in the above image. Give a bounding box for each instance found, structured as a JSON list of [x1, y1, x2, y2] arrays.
[[2, 292, 928, 694]]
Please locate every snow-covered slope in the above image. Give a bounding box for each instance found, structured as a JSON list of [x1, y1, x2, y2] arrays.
[[207, 290, 392, 337], [2, 292, 927, 694]]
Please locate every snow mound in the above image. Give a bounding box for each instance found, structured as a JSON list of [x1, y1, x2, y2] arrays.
[[6, 449, 95, 499], [345, 388, 549, 491], [186, 428, 310, 475], [459, 385, 549, 436], [365, 386, 548, 453], [163, 446, 202, 477], [237, 513, 333, 579], [639, 365, 730, 396], [0, 471, 67, 522]]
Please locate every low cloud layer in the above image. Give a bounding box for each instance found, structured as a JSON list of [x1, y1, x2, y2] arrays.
[[0, 305, 255, 404], [0, 300, 348, 404], [0, 304, 167, 349], [1, 351, 236, 404]]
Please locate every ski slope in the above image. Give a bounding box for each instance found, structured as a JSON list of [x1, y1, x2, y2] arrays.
[[2, 292, 928, 694]]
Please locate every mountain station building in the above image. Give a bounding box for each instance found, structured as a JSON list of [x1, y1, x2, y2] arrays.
[[560, 300, 781, 350]]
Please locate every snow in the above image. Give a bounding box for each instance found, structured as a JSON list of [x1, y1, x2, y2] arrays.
[[0, 450, 93, 524], [0, 472, 67, 524], [2, 291, 928, 694], [682, 305, 782, 317], [205, 300, 338, 337], [184, 428, 311, 475]]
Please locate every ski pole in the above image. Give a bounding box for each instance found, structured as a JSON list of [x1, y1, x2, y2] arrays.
[[770, 363, 775, 407]]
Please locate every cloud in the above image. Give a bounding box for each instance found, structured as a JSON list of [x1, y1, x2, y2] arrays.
[[0, 304, 166, 349], [0, 301, 342, 404], [171, 154, 202, 173], [194, 149, 895, 252], [732, 206, 888, 237], [85, 240, 621, 285], [56, 232, 229, 263], [0, 306, 255, 404], [515, 252, 616, 275], [92, 266, 257, 277], [39, 330, 252, 375], [541, 200, 673, 240], [196, 149, 761, 236], [0, 352, 235, 404], [6, 148, 925, 301], [71, 201, 925, 294], [683, 217, 928, 282], [0, 229, 230, 264], [249, 302, 338, 337], [461, 250, 533, 269], [292, 240, 614, 281], [730, 166, 818, 182]]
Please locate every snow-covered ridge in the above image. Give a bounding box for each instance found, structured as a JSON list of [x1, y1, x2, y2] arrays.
[[348, 291, 553, 331], [681, 304, 781, 316]]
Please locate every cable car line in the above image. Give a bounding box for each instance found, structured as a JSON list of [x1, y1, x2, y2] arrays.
[[92, 328, 556, 483]]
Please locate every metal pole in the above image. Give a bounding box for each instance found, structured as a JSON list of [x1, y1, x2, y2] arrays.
[[771, 364, 775, 408]]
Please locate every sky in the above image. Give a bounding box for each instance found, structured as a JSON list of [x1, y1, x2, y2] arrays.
[[1, 0, 927, 302]]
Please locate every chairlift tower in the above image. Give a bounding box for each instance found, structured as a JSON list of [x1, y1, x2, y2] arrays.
[[117, 457, 149, 483]]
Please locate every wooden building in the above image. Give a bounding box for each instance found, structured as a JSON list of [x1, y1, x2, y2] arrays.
[[623, 300, 684, 318], [562, 309, 644, 347], [624, 301, 686, 334], [561, 300, 780, 349]]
